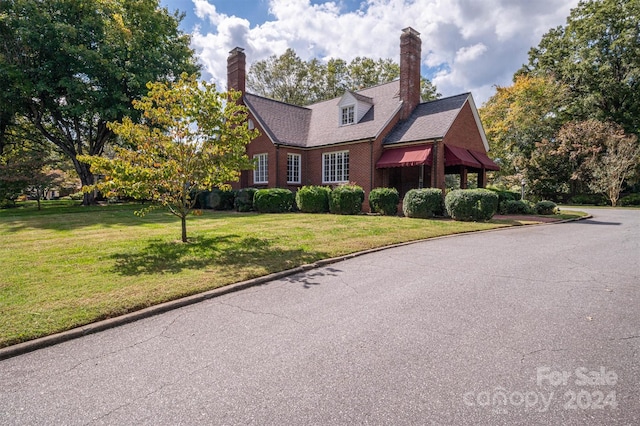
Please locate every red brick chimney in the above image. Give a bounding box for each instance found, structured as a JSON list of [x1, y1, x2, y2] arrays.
[[227, 47, 246, 94], [399, 27, 421, 120]]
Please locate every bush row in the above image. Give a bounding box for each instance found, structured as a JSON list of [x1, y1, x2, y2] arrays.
[[196, 186, 564, 221]]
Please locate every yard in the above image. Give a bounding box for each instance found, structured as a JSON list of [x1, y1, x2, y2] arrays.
[[0, 201, 583, 348]]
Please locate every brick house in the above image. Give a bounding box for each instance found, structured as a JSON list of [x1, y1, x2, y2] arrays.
[[227, 27, 498, 207]]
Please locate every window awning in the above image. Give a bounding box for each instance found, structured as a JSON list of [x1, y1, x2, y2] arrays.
[[469, 149, 500, 171], [376, 145, 432, 168], [445, 145, 482, 168]]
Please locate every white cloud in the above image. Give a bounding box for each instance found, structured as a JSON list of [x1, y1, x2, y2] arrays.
[[190, 0, 580, 105]]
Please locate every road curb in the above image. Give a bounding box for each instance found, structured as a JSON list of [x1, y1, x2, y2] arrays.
[[0, 213, 591, 361]]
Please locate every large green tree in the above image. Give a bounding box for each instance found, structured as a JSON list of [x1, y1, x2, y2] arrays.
[[522, 0, 640, 134], [0, 0, 198, 205], [80, 75, 258, 243], [247, 49, 439, 105]]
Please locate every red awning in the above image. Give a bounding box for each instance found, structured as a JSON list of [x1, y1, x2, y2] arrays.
[[468, 149, 500, 171], [376, 145, 433, 168], [445, 145, 482, 168]]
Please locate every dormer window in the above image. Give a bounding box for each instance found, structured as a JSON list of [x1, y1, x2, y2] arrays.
[[338, 91, 372, 126], [341, 105, 355, 126]]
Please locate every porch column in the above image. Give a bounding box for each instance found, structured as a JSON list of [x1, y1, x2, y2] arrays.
[[478, 168, 487, 188], [460, 166, 468, 189]]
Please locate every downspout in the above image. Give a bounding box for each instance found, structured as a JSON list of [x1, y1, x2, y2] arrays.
[[370, 139, 374, 192], [275, 145, 280, 187]]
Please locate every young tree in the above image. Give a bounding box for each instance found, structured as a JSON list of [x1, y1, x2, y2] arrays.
[[0, 0, 199, 205], [80, 74, 259, 243]]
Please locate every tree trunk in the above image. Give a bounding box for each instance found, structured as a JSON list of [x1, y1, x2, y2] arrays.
[[181, 215, 188, 243], [73, 160, 96, 206]]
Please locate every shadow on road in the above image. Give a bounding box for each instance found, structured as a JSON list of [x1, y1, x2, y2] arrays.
[[282, 267, 342, 289]]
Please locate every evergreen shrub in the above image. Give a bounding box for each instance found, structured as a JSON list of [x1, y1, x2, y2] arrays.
[[329, 185, 365, 215], [369, 187, 400, 216], [445, 189, 499, 221], [253, 188, 294, 213], [295, 186, 331, 213], [234, 188, 257, 212], [402, 188, 443, 218]]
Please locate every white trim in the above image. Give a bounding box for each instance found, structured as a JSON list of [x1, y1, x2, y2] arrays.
[[466, 94, 490, 152], [253, 153, 268, 184], [286, 153, 301, 184], [322, 150, 350, 183]]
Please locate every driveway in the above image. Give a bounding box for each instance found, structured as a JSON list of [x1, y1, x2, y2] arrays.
[[1, 208, 638, 425]]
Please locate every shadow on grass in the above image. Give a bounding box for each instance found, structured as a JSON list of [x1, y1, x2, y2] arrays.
[[111, 235, 328, 276]]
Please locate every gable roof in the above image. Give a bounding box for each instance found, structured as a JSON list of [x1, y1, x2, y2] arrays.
[[384, 93, 470, 145], [243, 94, 311, 147], [384, 92, 490, 151], [245, 80, 402, 148]]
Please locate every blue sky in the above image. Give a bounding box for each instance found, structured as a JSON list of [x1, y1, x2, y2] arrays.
[[160, 0, 580, 105]]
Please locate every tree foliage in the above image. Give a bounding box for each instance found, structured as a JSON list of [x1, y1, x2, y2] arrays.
[[526, 120, 639, 205], [480, 75, 569, 183], [522, 0, 640, 133], [0, 0, 199, 205], [247, 48, 439, 105], [80, 75, 258, 242]]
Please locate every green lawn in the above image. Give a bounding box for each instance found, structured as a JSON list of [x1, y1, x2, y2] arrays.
[[0, 202, 581, 347]]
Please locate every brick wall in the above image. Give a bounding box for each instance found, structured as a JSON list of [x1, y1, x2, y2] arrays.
[[443, 102, 486, 152]]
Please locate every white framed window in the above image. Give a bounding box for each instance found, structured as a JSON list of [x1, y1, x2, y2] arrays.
[[254, 153, 268, 184], [322, 151, 349, 183], [247, 119, 255, 130], [287, 153, 301, 184], [341, 105, 355, 125]]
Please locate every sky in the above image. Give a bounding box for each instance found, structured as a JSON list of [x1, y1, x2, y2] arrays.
[[160, 0, 580, 106]]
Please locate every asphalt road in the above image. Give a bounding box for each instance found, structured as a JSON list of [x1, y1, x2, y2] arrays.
[[1, 208, 638, 425]]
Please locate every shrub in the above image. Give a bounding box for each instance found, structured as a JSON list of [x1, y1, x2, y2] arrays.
[[69, 191, 85, 201], [487, 187, 521, 203], [445, 189, 499, 221], [329, 185, 365, 215], [253, 188, 294, 213], [570, 193, 607, 206], [234, 188, 257, 212], [619, 193, 640, 206], [402, 188, 443, 218], [197, 189, 235, 210], [535, 200, 558, 215], [499, 199, 533, 215], [369, 187, 400, 216], [295, 185, 331, 213]]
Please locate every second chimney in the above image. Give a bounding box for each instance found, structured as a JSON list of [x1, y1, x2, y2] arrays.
[[227, 47, 246, 94], [399, 27, 422, 120]]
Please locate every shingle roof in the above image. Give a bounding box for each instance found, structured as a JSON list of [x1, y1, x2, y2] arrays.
[[244, 94, 311, 147], [245, 80, 402, 148], [384, 93, 470, 145]]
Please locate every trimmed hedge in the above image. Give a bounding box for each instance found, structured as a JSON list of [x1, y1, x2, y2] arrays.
[[402, 188, 443, 218], [296, 185, 331, 213], [198, 189, 235, 210], [487, 187, 521, 203], [329, 185, 365, 215], [234, 188, 257, 212], [499, 199, 533, 215], [535, 200, 558, 215], [253, 188, 294, 213], [445, 189, 499, 221], [369, 187, 400, 216]]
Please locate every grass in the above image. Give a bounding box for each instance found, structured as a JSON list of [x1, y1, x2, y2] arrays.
[[0, 202, 583, 348]]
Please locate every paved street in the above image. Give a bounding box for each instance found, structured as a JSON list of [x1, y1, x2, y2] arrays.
[[1, 208, 638, 425]]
